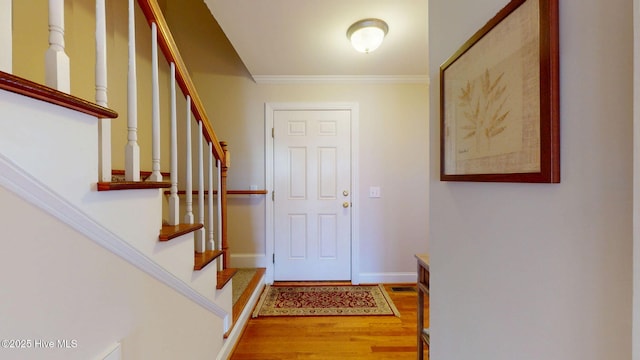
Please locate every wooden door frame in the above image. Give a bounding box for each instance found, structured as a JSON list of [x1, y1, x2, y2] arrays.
[[265, 102, 360, 284]]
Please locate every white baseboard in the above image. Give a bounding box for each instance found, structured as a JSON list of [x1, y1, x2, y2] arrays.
[[230, 254, 272, 284], [358, 272, 417, 284], [230, 255, 416, 285], [230, 253, 268, 268]]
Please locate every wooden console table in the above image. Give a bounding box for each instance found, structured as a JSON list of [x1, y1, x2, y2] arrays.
[[416, 254, 429, 359]]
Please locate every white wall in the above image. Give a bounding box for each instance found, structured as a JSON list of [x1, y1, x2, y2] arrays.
[[162, 0, 430, 282], [429, 0, 632, 359], [0, 74, 230, 359], [0, 187, 224, 360]]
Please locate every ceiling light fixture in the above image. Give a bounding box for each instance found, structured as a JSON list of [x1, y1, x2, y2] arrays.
[[346, 18, 389, 53]]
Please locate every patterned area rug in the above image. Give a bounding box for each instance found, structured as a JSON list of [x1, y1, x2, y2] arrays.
[[252, 284, 400, 317]]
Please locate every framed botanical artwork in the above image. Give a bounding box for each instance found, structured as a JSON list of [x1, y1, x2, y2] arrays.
[[440, 0, 559, 183]]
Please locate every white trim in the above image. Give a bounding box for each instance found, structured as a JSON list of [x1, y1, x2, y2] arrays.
[[216, 274, 266, 360], [265, 102, 360, 284], [253, 75, 429, 85], [350, 105, 361, 285], [265, 106, 275, 283], [222, 313, 231, 334], [0, 153, 228, 319], [358, 272, 417, 285], [230, 253, 269, 270], [99, 343, 122, 360]]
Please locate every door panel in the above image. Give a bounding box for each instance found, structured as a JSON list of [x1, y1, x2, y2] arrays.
[[288, 214, 307, 258], [289, 147, 307, 198], [319, 147, 337, 198], [273, 109, 351, 281]]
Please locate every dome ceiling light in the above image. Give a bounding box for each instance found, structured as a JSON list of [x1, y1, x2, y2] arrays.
[[346, 18, 389, 53]]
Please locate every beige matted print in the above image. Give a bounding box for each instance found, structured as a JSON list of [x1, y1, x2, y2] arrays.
[[440, 0, 560, 183]]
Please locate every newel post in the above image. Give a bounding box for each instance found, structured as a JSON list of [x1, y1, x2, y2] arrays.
[[0, 0, 12, 73], [45, 0, 70, 93], [220, 141, 229, 269]]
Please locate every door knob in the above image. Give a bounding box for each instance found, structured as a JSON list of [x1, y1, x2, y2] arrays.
[[343, 201, 350, 208], [343, 190, 349, 196]]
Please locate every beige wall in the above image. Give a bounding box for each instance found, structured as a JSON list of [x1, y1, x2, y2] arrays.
[[162, 0, 429, 279], [12, 0, 172, 172], [429, 0, 632, 359], [224, 79, 430, 278], [13, 0, 101, 101], [11, 0, 429, 279]]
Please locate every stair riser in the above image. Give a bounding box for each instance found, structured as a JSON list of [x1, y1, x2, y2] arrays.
[[155, 232, 220, 301]]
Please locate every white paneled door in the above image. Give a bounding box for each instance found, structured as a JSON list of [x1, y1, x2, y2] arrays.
[[273, 109, 352, 281]]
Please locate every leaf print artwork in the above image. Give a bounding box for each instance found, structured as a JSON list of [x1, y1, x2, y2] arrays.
[[440, 0, 550, 178], [458, 69, 510, 153]]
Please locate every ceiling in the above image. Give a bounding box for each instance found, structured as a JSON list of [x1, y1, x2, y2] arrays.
[[202, 0, 429, 83]]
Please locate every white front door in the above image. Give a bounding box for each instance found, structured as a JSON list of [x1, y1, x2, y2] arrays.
[[273, 109, 352, 281]]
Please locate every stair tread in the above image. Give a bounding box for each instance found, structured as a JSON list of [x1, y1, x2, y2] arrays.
[[216, 268, 238, 290], [194, 250, 223, 271], [159, 223, 203, 241], [97, 181, 171, 191], [224, 268, 266, 338]]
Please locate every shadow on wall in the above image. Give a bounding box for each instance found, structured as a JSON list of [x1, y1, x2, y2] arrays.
[[159, 0, 252, 78]]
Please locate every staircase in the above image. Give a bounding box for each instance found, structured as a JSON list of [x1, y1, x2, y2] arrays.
[[0, 0, 263, 359]]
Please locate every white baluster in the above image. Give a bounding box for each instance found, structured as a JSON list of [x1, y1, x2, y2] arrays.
[[96, 0, 111, 182], [207, 142, 215, 251], [196, 120, 205, 253], [184, 96, 194, 224], [168, 63, 179, 225], [95, 0, 107, 107], [125, 0, 140, 181], [0, 0, 12, 73], [217, 159, 222, 253], [45, 0, 70, 93], [148, 22, 162, 182]]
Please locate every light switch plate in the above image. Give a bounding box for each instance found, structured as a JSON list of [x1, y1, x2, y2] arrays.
[[369, 186, 381, 198]]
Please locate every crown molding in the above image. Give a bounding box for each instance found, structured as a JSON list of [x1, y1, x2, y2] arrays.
[[252, 74, 429, 85]]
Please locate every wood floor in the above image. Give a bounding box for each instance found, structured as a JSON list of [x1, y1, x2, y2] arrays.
[[230, 284, 429, 359]]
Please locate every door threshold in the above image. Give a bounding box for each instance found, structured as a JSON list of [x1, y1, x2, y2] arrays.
[[273, 280, 352, 287]]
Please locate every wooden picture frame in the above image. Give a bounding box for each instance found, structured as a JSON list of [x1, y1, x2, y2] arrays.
[[440, 0, 559, 183]]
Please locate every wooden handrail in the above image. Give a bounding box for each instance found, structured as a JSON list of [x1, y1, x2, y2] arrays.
[[136, 0, 225, 166], [135, 0, 232, 276], [0, 71, 118, 119]]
